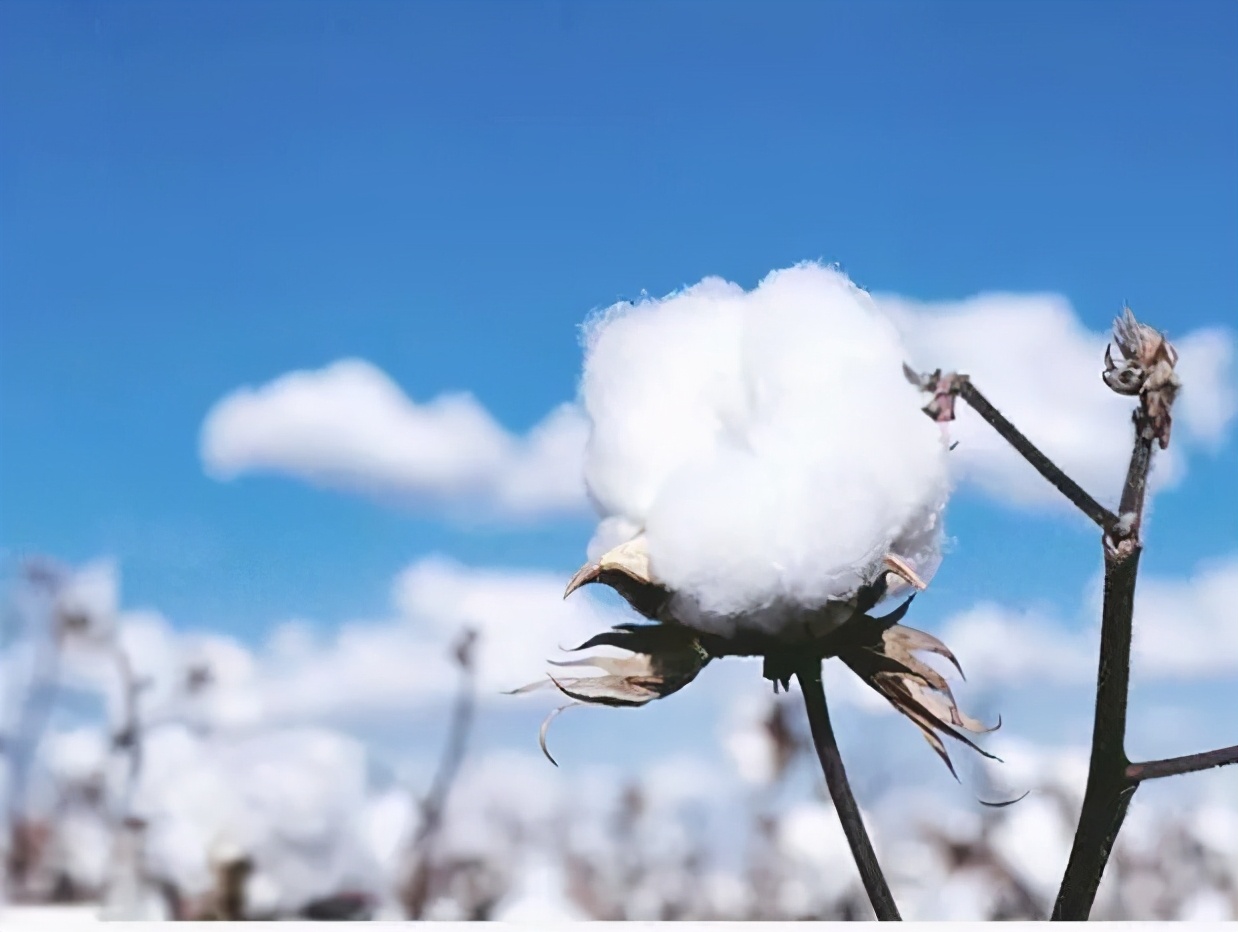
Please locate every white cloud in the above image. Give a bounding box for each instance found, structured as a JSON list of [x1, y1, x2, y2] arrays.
[[938, 602, 1094, 687], [1174, 328, 1238, 447], [934, 553, 1238, 687], [200, 359, 588, 518], [37, 557, 628, 733], [198, 279, 1234, 528], [1133, 554, 1238, 679], [252, 557, 621, 723], [880, 292, 1236, 512]]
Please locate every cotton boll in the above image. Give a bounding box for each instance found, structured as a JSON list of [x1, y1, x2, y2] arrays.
[[49, 809, 114, 891], [580, 263, 950, 628], [777, 800, 866, 906], [490, 856, 589, 921], [582, 276, 749, 522], [586, 515, 645, 562], [989, 794, 1073, 902], [134, 726, 385, 914], [54, 560, 120, 638], [1176, 889, 1234, 922], [45, 728, 109, 785], [362, 789, 418, 879]]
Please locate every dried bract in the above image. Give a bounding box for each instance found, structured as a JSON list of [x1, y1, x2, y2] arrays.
[[514, 536, 994, 776], [837, 618, 999, 779], [1103, 307, 1180, 448], [507, 620, 709, 765]]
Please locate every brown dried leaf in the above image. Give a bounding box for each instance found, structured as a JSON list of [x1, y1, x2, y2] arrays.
[[547, 654, 657, 679], [840, 622, 998, 778], [885, 625, 967, 681], [512, 618, 710, 764], [504, 678, 559, 696]]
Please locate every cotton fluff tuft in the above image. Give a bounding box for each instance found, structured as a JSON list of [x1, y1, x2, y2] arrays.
[[580, 262, 950, 627]]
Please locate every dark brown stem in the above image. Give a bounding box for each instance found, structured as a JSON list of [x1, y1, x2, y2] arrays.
[[955, 380, 1119, 532], [1050, 549, 1140, 919], [918, 315, 1210, 921], [1126, 744, 1238, 783], [796, 664, 900, 920], [1050, 407, 1155, 921]]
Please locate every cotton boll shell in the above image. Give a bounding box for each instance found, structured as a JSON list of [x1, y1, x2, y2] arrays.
[[580, 262, 951, 632]]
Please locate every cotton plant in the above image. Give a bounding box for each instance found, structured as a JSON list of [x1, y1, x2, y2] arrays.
[[0, 563, 390, 920], [508, 265, 995, 910], [514, 263, 1232, 919]]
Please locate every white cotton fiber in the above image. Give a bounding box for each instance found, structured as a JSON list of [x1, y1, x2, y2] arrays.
[[580, 262, 950, 628]]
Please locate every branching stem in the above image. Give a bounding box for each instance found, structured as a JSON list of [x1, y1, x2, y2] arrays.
[[912, 322, 1235, 920], [1126, 745, 1238, 782], [1050, 406, 1153, 920], [911, 370, 1118, 533]]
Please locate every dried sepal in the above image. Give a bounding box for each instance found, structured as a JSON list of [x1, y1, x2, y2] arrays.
[[547, 653, 659, 678], [573, 535, 929, 631], [548, 673, 665, 706], [547, 535, 986, 775], [840, 621, 999, 779], [556, 623, 709, 703], [902, 362, 934, 391], [1110, 307, 1178, 380]]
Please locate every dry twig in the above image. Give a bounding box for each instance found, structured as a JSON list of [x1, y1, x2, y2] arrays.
[[401, 627, 479, 919]]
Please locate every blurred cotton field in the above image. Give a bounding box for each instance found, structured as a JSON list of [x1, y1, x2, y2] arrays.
[[2, 558, 1236, 921]]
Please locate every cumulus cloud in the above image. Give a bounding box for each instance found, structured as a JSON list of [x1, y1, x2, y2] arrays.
[[38, 557, 627, 733], [936, 603, 1094, 687], [253, 557, 621, 723], [935, 553, 1238, 686], [880, 291, 1236, 511], [198, 270, 1234, 531], [1132, 554, 1238, 679], [200, 359, 589, 518]]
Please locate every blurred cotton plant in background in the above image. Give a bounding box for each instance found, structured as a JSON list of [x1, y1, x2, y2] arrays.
[[3, 552, 1238, 921]]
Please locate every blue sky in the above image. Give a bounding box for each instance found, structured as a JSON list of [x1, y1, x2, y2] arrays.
[[2, 1, 1236, 789]]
